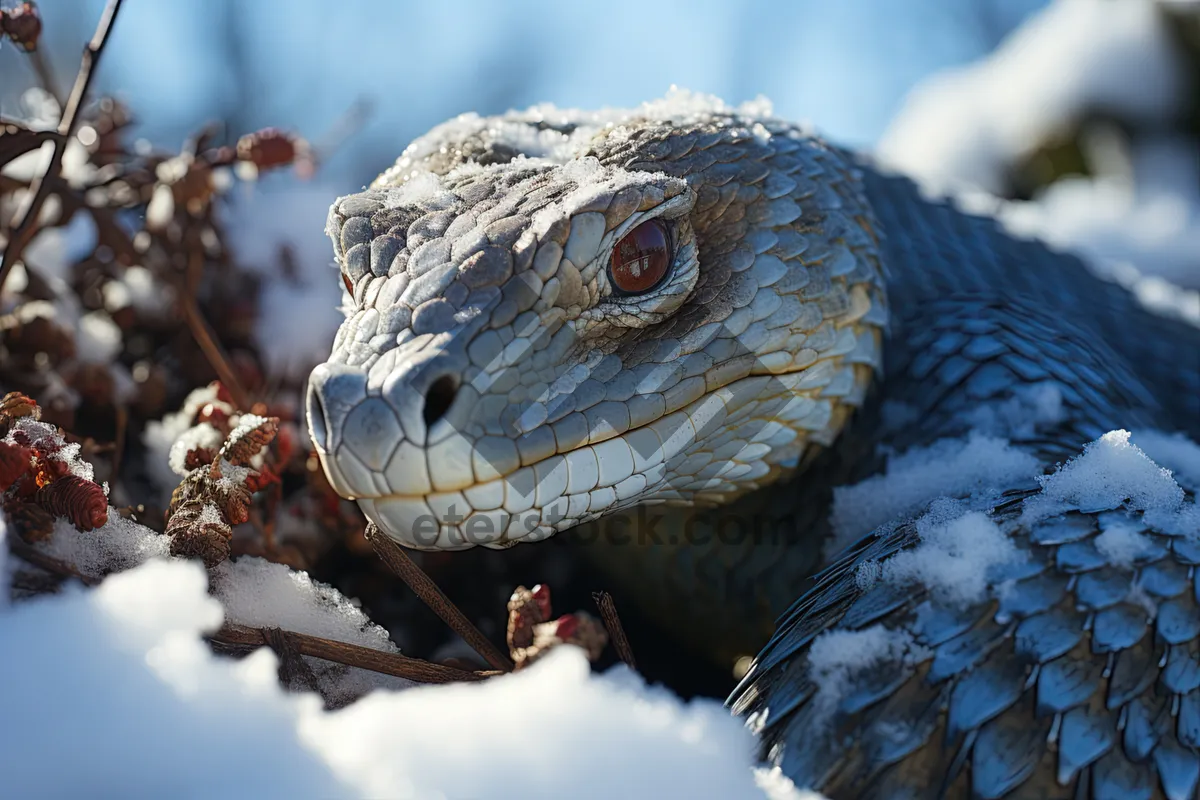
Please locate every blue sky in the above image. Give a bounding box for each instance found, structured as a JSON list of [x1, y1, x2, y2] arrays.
[[3, 0, 1046, 187]]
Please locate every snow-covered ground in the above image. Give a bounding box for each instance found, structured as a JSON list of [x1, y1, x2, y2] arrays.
[[880, 0, 1200, 293], [2, 514, 811, 799]]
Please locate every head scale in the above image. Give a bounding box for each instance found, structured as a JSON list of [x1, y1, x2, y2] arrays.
[[307, 91, 887, 551]]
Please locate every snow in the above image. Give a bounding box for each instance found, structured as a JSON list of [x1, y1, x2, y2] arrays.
[[830, 432, 1038, 546], [74, 311, 124, 365], [1093, 514, 1154, 568], [878, 0, 1187, 197], [879, 0, 1200, 292], [143, 383, 226, 497], [0, 556, 805, 799], [1131, 428, 1200, 493], [1020, 429, 1186, 523], [38, 514, 171, 576], [221, 178, 347, 381], [864, 503, 1023, 606], [806, 626, 925, 716], [167, 421, 224, 476]]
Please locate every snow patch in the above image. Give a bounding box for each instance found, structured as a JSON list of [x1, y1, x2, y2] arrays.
[[1021, 430, 1185, 523], [1093, 514, 1154, 569], [75, 311, 123, 365], [1131, 429, 1200, 493], [807, 626, 925, 715], [879, 0, 1187, 197], [863, 504, 1023, 606], [830, 432, 1038, 546], [0, 557, 788, 799], [38, 514, 171, 576]]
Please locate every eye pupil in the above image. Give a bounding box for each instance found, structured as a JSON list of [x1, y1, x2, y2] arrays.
[[610, 220, 670, 295], [342, 273, 354, 294]]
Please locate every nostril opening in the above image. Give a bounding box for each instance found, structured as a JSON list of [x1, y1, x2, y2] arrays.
[[423, 375, 459, 428], [306, 380, 329, 448]]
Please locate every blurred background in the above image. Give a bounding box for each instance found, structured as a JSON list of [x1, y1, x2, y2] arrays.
[[1, 0, 1198, 686]]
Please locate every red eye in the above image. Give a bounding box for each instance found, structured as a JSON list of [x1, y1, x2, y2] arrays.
[[609, 219, 671, 295], [342, 272, 354, 295]]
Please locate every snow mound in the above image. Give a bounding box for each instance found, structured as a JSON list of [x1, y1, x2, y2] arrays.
[[1020, 429, 1186, 523], [0, 558, 801, 799], [1093, 514, 1155, 568], [879, 0, 1187, 196], [1132, 428, 1200, 493]]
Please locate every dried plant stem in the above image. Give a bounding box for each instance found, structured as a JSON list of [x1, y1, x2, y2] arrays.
[[181, 249, 250, 411], [593, 591, 637, 669], [0, 0, 124, 293], [213, 623, 498, 684], [366, 523, 514, 672]]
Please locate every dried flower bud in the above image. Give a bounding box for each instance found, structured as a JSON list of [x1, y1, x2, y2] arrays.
[[4, 498, 54, 543], [36, 475, 108, 532], [220, 414, 279, 466], [1, 2, 42, 52], [166, 500, 232, 568], [507, 584, 550, 652], [0, 440, 32, 489], [0, 391, 40, 423], [236, 128, 306, 171]]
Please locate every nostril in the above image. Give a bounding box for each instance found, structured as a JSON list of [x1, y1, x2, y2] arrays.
[[306, 379, 329, 450], [423, 374, 459, 428]]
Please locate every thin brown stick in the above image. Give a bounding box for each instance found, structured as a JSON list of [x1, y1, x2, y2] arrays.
[[180, 249, 250, 411], [592, 591, 636, 669], [0, 0, 123, 293], [366, 523, 514, 672], [213, 622, 499, 684]]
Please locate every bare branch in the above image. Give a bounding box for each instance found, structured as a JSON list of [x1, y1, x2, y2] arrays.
[[0, 0, 124, 292], [366, 523, 514, 672]]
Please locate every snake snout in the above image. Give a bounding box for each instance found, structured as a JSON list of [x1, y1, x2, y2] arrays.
[[306, 362, 373, 497]]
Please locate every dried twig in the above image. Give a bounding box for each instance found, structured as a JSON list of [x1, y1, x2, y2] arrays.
[[593, 591, 637, 669], [366, 522, 514, 672], [180, 249, 250, 411], [0, 0, 123, 292], [213, 623, 499, 684]]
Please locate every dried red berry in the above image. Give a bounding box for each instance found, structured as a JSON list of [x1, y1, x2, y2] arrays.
[[531, 583, 552, 620], [0, 441, 32, 490], [235, 128, 306, 171], [36, 475, 108, 532], [554, 614, 579, 639]]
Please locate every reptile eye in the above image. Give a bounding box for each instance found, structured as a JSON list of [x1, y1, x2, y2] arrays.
[[342, 272, 354, 295], [609, 219, 671, 295]]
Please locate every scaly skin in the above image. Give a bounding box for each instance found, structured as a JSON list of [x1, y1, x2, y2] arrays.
[[308, 95, 1200, 798]]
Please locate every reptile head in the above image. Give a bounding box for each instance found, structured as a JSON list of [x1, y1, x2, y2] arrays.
[[307, 92, 886, 550]]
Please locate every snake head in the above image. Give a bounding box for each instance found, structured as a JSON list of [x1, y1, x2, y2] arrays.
[[307, 93, 886, 551]]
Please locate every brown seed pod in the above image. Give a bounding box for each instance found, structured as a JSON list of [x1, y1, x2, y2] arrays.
[[0, 392, 40, 424], [1, 2, 42, 52], [219, 414, 279, 466], [166, 500, 232, 568], [36, 475, 109, 532], [0, 441, 33, 490], [235, 128, 306, 171]]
